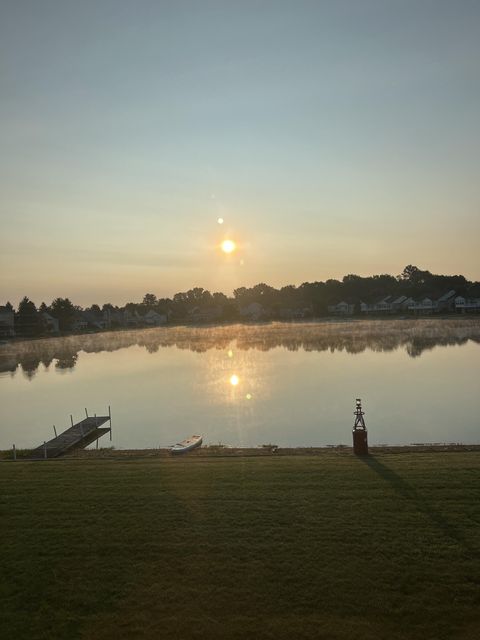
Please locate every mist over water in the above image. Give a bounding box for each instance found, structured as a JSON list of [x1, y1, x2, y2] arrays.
[[1, 319, 479, 449]]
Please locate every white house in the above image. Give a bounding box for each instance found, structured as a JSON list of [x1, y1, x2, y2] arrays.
[[455, 296, 480, 312], [408, 297, 436, 313]]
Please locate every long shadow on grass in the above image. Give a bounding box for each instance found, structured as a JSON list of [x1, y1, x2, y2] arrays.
[[360, 456, 472, 553]]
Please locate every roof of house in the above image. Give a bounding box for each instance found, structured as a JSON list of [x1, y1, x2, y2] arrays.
[[437, 290, 456, 302]]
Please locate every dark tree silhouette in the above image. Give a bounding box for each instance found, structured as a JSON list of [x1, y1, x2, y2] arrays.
[[16, 297, 42, 336]]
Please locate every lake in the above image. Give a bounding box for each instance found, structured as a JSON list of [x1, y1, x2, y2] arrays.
[[1, 319, 479, 450]]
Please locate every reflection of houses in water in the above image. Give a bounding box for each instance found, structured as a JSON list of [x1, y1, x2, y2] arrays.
[[2, 319, 479, 377], [0, 351, 18, 374]]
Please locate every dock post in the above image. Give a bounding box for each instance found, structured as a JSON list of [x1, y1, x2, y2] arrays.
[[44, 441, 47, 460], [96, 438, 99, 449], [53, 425, 57, 438], [13, 444, 16, 461], [109, 405, 112, 441], [70, 415, 74, 428], [85, 408, 89, 418]]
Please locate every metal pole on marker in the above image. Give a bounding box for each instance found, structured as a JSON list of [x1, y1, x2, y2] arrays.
[[53, 425, 57, 438]]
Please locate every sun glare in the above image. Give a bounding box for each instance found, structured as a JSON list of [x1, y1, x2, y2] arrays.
[[221, 239, 236, 254], [230, 374, 239, 386]]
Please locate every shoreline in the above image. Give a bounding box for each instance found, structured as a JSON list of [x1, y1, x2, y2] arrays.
[[3, 314, 479, 345], [3, 443, 480, 461]]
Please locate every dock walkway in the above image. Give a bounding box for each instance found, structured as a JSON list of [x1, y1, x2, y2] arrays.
[[28, 416, 111, 459]]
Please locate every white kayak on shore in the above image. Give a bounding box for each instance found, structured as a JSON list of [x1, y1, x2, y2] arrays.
[[170, 435, 203, 454]]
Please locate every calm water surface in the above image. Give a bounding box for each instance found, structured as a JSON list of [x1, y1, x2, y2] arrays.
[[1, 319, 479, 449]]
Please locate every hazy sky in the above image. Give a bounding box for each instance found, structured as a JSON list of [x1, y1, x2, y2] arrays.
[[1, 0, 479, 306]]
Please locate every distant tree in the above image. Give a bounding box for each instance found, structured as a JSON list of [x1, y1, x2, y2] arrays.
[[39, 302, 48, 313], [89, 304, 101, 314], [50, 298, 76, 331], [5, 301, 13, 312], [16, 297, 42, 336], [143, 293, 157, 307], [398, 265, 432, 286], [124, 302, 141, 320]]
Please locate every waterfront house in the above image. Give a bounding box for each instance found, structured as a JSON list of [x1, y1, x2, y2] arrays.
[[455, 295, 480, 312], [72, 314, 89, 331], [436, 290, 457, 312], [408, 297, 436, 313], [143, 310, 168, 325], [41, 312, 60, 334], [240, 302, 268, 321], [391, 295, 413, 312], [372, 296, 394, 313], [327, 300, 356, 315]]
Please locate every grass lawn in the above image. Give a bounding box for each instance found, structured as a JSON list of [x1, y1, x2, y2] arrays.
[[1, 452, 479, 639]]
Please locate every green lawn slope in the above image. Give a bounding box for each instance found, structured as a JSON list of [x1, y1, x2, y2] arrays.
[[1, 453, 479, 639]]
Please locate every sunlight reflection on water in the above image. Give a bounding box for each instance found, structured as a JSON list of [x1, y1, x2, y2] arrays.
[[0, 319, 479, 449]]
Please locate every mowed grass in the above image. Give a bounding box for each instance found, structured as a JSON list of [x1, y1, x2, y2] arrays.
[[1, 453, 480, 640]]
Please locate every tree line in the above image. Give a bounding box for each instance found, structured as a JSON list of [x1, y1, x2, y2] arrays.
[[4, 265, 479, 337]]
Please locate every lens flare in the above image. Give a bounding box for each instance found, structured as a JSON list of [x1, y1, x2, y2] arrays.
[[221, 239, 236, 254], [217, 217, 224, 224], [230, 374, 239, 386]]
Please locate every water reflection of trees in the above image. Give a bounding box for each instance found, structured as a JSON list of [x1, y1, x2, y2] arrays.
[[1, 319, 479, 378]]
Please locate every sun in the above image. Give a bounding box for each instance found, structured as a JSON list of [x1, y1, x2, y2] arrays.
[[230, 374, 239, 386], [221, 239, 236, 254]]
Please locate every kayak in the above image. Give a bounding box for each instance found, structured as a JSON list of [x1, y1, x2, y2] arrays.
[[170, 434, 203, 454]]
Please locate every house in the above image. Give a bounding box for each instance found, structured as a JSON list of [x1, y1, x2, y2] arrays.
[[240, 302, 268, 321], [408, 297, 436, 313], [83, 311, 108, 330], [72, 311, 107, 331], [143, 310, 168, 326], [327, 301, 356, 316], [391, 295, 413, 312], [436, 290, 456, 312], [41, 312, 59, 334], [455, 295, 480, 312], [0, 306, 15, 337], [103, 308, 126, 328], [372, 296, 394, 313], [123, 309, 143, 327], [72, 314, 89, 331]]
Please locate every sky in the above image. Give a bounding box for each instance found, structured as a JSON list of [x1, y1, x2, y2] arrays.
[[1, 0, 479, 306]]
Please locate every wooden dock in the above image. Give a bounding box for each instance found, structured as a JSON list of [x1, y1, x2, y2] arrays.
[[28, 414, 112, 460]]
